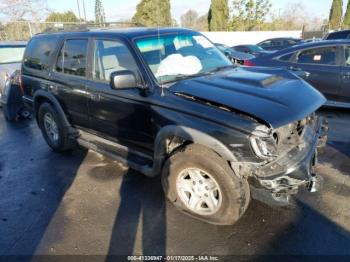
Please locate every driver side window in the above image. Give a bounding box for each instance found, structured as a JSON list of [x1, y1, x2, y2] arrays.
[[93, 39, 139, 82]]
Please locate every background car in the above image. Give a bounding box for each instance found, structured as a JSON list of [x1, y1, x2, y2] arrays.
[[232, 44, 274, 57], [244, 40, 350, 108], [214, 43, 255, 65], [324, 30, 350, 40], [0, 70, 31, 121], [257, 37, 301, 51], [0, 41, 27, 101]]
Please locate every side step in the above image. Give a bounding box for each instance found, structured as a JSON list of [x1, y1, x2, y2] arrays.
[[77, 129, 156, 177]]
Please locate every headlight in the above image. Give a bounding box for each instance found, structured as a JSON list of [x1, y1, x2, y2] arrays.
[[250, 136, 278, 159]]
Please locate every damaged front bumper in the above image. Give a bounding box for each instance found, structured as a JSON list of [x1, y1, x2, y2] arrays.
[[249, 116, 328, 205]]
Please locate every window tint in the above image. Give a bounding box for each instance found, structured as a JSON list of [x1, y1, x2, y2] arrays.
[[278, 53, 294, 62], [56, 39, 88, 77], [24, 36, 58, 71], [93, 40, 139, 82], [327, 31, 350, 40], [344, 46, 350, 66], [297, 47, 336, 65]]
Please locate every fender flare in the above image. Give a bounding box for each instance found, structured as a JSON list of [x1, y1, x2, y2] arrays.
[[33, 90, 78, 137], [150, 125, 237, 175]]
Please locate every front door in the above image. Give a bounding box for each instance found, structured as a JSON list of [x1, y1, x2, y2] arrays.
[[340, 45, 350, 104], [293, 45, 342, 101], [86, 38, 154, 153]]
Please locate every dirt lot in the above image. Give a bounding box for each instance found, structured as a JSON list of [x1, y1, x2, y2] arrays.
[[0, 108, 349, 260]]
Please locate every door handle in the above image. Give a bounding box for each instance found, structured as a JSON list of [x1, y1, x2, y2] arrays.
[[90, 93, 100, 101]]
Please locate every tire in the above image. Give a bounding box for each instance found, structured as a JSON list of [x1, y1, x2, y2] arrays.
[[38, 102, 76, 152], [161, 144, 250, 225]]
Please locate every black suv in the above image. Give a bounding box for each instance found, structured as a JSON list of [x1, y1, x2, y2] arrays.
[[22, 28, 328, 225]]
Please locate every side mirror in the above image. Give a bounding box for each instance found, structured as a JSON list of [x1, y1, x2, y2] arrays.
[[110, 70, 138, 89]]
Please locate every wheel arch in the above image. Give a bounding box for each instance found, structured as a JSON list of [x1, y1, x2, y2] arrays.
[[151, 125, 238, 175]]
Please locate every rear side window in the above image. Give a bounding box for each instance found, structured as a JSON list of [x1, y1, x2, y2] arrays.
[[278, 53, 294, 62], [56, 39, 88, 77], [24, 36, 58, 71], [297, 47, 337, 65]]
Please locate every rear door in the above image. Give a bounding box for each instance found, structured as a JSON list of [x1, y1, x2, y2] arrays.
[[50, 38, 90, 128], [339, 45, 350, 103], [292, 45, 342, 101]]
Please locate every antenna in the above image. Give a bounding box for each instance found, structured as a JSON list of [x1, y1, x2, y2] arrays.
[[156, 3, 164, 96]]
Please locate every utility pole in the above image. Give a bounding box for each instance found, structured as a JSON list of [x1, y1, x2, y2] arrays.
[[76, 0, 82, 23], [82, 0, 87, 23]]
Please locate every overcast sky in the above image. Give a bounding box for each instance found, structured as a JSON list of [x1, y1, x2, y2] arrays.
[[47, 0, 335, 22]]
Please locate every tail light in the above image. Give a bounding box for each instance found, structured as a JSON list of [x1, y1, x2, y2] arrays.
[[244, 60, 256, 66]]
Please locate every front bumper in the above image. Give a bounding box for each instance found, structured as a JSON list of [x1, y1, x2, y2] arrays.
[[250, 116, 328, 205]]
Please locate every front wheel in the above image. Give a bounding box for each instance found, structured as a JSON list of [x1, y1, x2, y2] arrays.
[[162, 144, 250, 225]]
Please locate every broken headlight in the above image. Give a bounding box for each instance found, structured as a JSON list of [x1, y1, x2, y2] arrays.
[[250, 136, 278, 159]]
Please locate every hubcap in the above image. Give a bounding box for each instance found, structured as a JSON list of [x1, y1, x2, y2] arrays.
[[43, 113, 59, 142], [176, 168, 222, 215]]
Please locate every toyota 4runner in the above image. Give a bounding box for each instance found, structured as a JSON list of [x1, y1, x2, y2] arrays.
[[21, 28, 328, 225]]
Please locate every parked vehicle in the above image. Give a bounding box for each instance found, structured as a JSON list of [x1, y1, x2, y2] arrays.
[[324, 30, 350, 40], [232, 44, 274, 57], [215, 43, 255, 65], [257, 38, 301, 51], [22, 28, 327, 225], [0, 70, 31, 121], [0, 41, 27, 101], [245, 40, 350, 108]]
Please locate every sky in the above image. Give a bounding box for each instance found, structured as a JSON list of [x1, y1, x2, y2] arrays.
[[46, 0, 338, 22]]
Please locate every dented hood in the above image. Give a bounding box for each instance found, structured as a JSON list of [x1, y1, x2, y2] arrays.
[[170, 66, 326, 128]]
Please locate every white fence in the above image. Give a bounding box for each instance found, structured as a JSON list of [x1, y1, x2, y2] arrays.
[[202, 31, 302, 46]]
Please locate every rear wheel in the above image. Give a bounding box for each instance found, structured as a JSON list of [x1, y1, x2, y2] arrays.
[[38, 102, 76, 152], [162, 144, 250, 225]]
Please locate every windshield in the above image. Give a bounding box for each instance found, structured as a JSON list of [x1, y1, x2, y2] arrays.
[[0, 46, 25, 64], [135, 33, 232, 84]]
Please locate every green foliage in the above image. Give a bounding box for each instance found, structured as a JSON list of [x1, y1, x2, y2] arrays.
[[95, 0, 106, 25], [132, 0, 172, 27], [208, 0, 229, 31], [229, 0, 271, 31], [181, 10, 199, 29], [45, 11, 79, 23], [329, 0, 343, 30], [343, 0, 350, 28]]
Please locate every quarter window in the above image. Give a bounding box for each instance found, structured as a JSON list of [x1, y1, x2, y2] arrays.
[[56, 39, 88, 77], [93, 40, 139, 82], [344, 46, 350, 66], [297, 47, 336, 65]]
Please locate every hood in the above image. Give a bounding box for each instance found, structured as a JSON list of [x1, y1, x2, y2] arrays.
[[170, 66, 326, 128]]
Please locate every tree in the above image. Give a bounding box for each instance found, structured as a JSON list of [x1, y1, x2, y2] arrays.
[[208, 0, 229, 31], [329, 0, 343, 30], [344, 0, 350, 28], [0, 0, 48, 21], [132, 0, 172, 27], [197, 14, 209, 31], [229, 0, 271, 31], [180, 10, 199, 29], [95, 0, 106, 25], [45, 11, 79, 23]]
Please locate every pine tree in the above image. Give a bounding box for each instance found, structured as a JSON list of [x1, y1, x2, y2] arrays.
[[208, 0, 229, 31], [95, 0, 106, 25], [132, 0, 172, 27], [329, 0, 343, 30], [344, 0, 350, 28]]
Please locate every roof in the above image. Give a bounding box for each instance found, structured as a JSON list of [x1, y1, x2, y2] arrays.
[[0, 41, 27, 47], [272, 39, 350, 56], [34, 27, 197, 40]]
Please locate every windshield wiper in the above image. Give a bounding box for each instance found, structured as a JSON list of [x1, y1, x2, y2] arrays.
[[161, 72, 211, 84]]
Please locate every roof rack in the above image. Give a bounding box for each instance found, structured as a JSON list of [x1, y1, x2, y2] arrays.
[[38, 21, 145, 34]]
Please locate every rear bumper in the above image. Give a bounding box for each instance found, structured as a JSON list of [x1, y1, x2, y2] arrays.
[[250, 116, 328, 205]]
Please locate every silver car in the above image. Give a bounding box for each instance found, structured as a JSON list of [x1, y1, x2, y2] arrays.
[[0, 41, 27, 99]]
